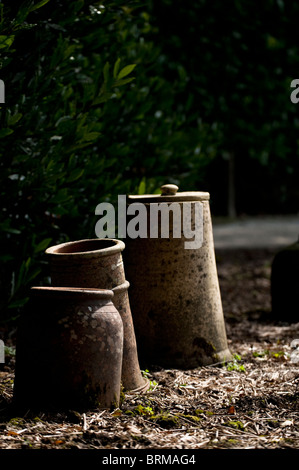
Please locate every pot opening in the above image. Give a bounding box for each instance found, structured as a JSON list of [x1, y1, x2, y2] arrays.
[[31, 286, 114, 300], [53, 239, 117, 254]]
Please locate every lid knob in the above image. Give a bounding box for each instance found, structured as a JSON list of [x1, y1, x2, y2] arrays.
[[160, 184, 179, 196]]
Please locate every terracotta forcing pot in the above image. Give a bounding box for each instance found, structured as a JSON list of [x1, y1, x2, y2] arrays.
[[123, 184, 232, 369], [45, 238, 148, 393], [271, 236, 299, 323], [13, 287, 123, 410]]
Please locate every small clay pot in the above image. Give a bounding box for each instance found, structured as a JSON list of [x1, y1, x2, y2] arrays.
[[45, 239, 126, 288], [45, 238, 148, 393], [13, 287, 123, 411]]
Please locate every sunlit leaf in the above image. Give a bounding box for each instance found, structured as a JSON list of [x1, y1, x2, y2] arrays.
[[117, 64, 136, 80], [28, 0, 51, 12], [0, 128, 13, 138], [113, 58, 121, 78], [34, 238, 52, 253]]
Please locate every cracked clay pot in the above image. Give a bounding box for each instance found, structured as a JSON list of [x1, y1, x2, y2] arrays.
[[123, 184, 232, 369], [13, 287, 123, 410], [45, 238, 149, 393]]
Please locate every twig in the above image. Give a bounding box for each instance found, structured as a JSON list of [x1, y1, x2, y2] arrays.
[[82, 413, 87, 432]]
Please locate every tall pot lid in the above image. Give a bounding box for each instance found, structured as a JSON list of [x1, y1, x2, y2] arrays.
[[128, 184, 210, 203]]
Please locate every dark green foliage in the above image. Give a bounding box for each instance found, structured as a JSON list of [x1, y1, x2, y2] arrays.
[[0, 0, 218, 323], [1, 0, 299, 324], [0, 1, 147, 320], [150, 0, 299, 214]]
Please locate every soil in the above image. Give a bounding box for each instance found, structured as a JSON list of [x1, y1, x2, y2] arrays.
[[1, 248, 299, 451]]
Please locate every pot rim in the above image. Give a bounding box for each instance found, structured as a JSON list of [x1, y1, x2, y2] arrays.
[[128, 191, 210, 203], [112, 280, 130, 293], [45, 238, 125, 257], [30, 286, 114, 300]]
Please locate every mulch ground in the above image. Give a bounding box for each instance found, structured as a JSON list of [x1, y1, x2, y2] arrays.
[[1, 248, 299, 450]]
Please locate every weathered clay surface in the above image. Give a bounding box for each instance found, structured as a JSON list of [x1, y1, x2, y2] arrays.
[[13, 287, 123, 410], [112, 281, 149, 392]]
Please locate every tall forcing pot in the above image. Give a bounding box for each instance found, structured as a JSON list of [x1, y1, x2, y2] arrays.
[[13, 287, 123, 410], [45, 238, 148, 393], [123, 184, 232, 369]]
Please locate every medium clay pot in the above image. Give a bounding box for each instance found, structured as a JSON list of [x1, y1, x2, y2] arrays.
[[13, 287, 123, 410], [45, 238, 148, 393], [123, 184, 232, 369]]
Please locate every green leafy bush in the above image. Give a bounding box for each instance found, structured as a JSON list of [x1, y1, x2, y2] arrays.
[[1, 0, 299, 326], [0, 1, 213, 324], [0, 1, 147, 322]]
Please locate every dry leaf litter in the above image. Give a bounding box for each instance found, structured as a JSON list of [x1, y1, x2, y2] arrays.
[[0, 248, 299, 449]]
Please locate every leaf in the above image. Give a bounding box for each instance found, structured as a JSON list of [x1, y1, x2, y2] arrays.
[[4, 346, 16, 356], [67, 168, 84, 182], [138, 178, 146, 195], [34, 237, 52, 253], [8, 297, 29, 309], [55, 115, 72, 127], [0, 35, 15, 49], [0, 128, 13, 138], [25, 267, 42, 284], [224, 420, 245, 431], [54, 439, 65, 445], [113, 58, 121, 78], [93, 92, 114, 105], [103, 62, 110, 82], [50, 189, 71, 204], [117, 64, 136, 80], [28, 0, 51, 12], [228, 405, 235, 414], [1, 227, 21, 235], [15, 258, 31, 291], [82, 131, 101, 142], [0, 254, 15, 261], [112, 77, 135, 88], [71, 0, 84, 14], [7, 113, 22, 126]]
